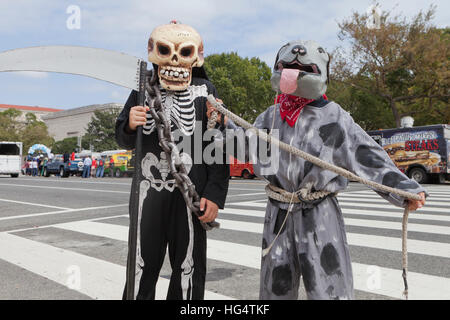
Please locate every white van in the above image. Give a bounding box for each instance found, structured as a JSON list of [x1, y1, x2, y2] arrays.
[[0, 141, 22, 178]]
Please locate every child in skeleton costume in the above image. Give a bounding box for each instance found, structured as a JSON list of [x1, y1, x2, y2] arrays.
[[208, 40, 426, 300], [115, 22, 229, 300]]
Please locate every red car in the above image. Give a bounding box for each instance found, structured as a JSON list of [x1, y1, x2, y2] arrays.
[[229, 156, 255, 179]]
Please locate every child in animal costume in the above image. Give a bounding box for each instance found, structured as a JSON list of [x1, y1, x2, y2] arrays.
[[116, 21, 229, 300], [207, 40, 426, 300]]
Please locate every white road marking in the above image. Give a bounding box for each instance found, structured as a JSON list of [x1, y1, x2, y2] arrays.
[[0, 198, 71, 210], [337, 199, 450, 212], [0, 183, 129, 194], [47, 220, 450, 300], [338, 193, 450, 202], [9, 177, 132, 186], [0, 232, 231, 300], [230, 200, 450, 214], [221, 206, 450, 223], [227, 192, 267, 198], [0, 204, 128, 221]]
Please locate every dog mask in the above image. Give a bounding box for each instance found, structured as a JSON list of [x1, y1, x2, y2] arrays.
[[148, 21, 204, 91], [271, 40, 330, 99]]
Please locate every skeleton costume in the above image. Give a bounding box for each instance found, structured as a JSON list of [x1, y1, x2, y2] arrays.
[[115, 22, 229, 300], [214, 40, 427, 300]]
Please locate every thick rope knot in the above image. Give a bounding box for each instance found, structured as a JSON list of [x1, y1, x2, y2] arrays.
[[265, 184, 334, 204]]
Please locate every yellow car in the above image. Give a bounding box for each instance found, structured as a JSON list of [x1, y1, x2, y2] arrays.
[[104, 151, 134, 177]]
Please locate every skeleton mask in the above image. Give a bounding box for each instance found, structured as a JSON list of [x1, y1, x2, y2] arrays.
[[148, 21, 204, 91], [271, 40, 330, 99]]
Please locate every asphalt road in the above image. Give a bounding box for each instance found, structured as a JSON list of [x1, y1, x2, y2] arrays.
[[0, 175, 449, 300]]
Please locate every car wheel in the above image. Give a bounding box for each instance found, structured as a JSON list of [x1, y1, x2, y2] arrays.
[[408, 167, 428, 184], [242, 170, 251, 179], [44, 168, 50, 177], [10, 174, 19, 178], [432, 173, 446, 184], [60, 167, 67, 178], [115, 169, 122, 178]]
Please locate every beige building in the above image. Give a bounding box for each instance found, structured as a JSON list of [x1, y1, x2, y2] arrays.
[[0, 104, 63, 122], [42, 103, 123, 142]]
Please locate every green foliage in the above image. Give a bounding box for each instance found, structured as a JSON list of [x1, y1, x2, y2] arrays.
[[51, 137, 79, 154], [83, 108, 120, 152], [204, 52, 275, 123], [334, 6, 449, 128], [0, 109, 54, 154], [327, 81, 395, 131]]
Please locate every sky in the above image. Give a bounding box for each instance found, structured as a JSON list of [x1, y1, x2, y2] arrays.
[[0, 0, 448, 110]]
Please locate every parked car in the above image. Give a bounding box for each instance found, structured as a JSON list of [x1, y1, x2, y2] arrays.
[[104, 151, 135, 177], [0, 141, 22, 178], [44, 155, 70, 178], [67, 158, 84, 176], [229, 155, 255, 179]]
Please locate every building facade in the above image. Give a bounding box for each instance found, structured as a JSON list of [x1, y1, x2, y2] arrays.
[[0, 104, 63, 122], [42, 103, 123, 142]]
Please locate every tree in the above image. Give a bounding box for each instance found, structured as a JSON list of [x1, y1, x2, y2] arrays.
[[83, 108, 120, 152], [51, 137, 79, 154], [0, 109, 54, 154], [333, 5, 449, 127], [327, 80, 395, 130], [204, 52, 275, 123], [0, 108, 22, 141], [20, 113, 54, 155]]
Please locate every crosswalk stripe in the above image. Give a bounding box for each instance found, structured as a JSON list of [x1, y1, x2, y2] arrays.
[[216, 217, 450, 258], [220, 207, 450, 223], [337, 199, 449, 212], [337, 196, 449, 206], [51, 220, 450, 299], [230, 200, 450, 214], [0, 198, 71, 210], [344, 218, 450, 235], [215, 220, 450, 258], [341, 208, 450, 222], [0, 204, 129, 222], [351, 189, 450, 196], [0, 231, 231, 300], [0, 232, 124, 300], [337, 193, 450, 201]]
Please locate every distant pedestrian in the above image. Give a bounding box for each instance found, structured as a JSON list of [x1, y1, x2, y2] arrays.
[[82, 156, 92, 178], [70, 151, 75, 161], [32, 159, 38, 176], [63, 152, 70, 163], [41, 158, 48, 176], [96, 157, 105, 178], [109, 156, 115, 177], [92, 158, 97, 177], [25, 159, 31, 176]]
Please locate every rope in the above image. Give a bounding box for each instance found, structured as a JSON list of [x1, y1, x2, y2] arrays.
[[265, 184, 334, 203], [207, 94, 415, 299]]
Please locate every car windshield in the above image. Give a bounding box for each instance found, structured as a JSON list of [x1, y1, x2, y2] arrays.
[[0, 144, 20, 155]]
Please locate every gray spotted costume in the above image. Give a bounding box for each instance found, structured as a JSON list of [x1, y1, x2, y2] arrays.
[[214, 40, 427, 300]]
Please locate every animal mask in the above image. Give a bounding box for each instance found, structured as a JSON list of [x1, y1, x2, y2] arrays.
[[271, 40, 330, 99], [148, 21, 204, 91]]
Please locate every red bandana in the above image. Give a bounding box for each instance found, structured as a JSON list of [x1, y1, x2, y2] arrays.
[[275, 94, 328, 127]]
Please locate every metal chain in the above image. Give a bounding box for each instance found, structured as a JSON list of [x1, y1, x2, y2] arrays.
[[144, 72, 219, 231]]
